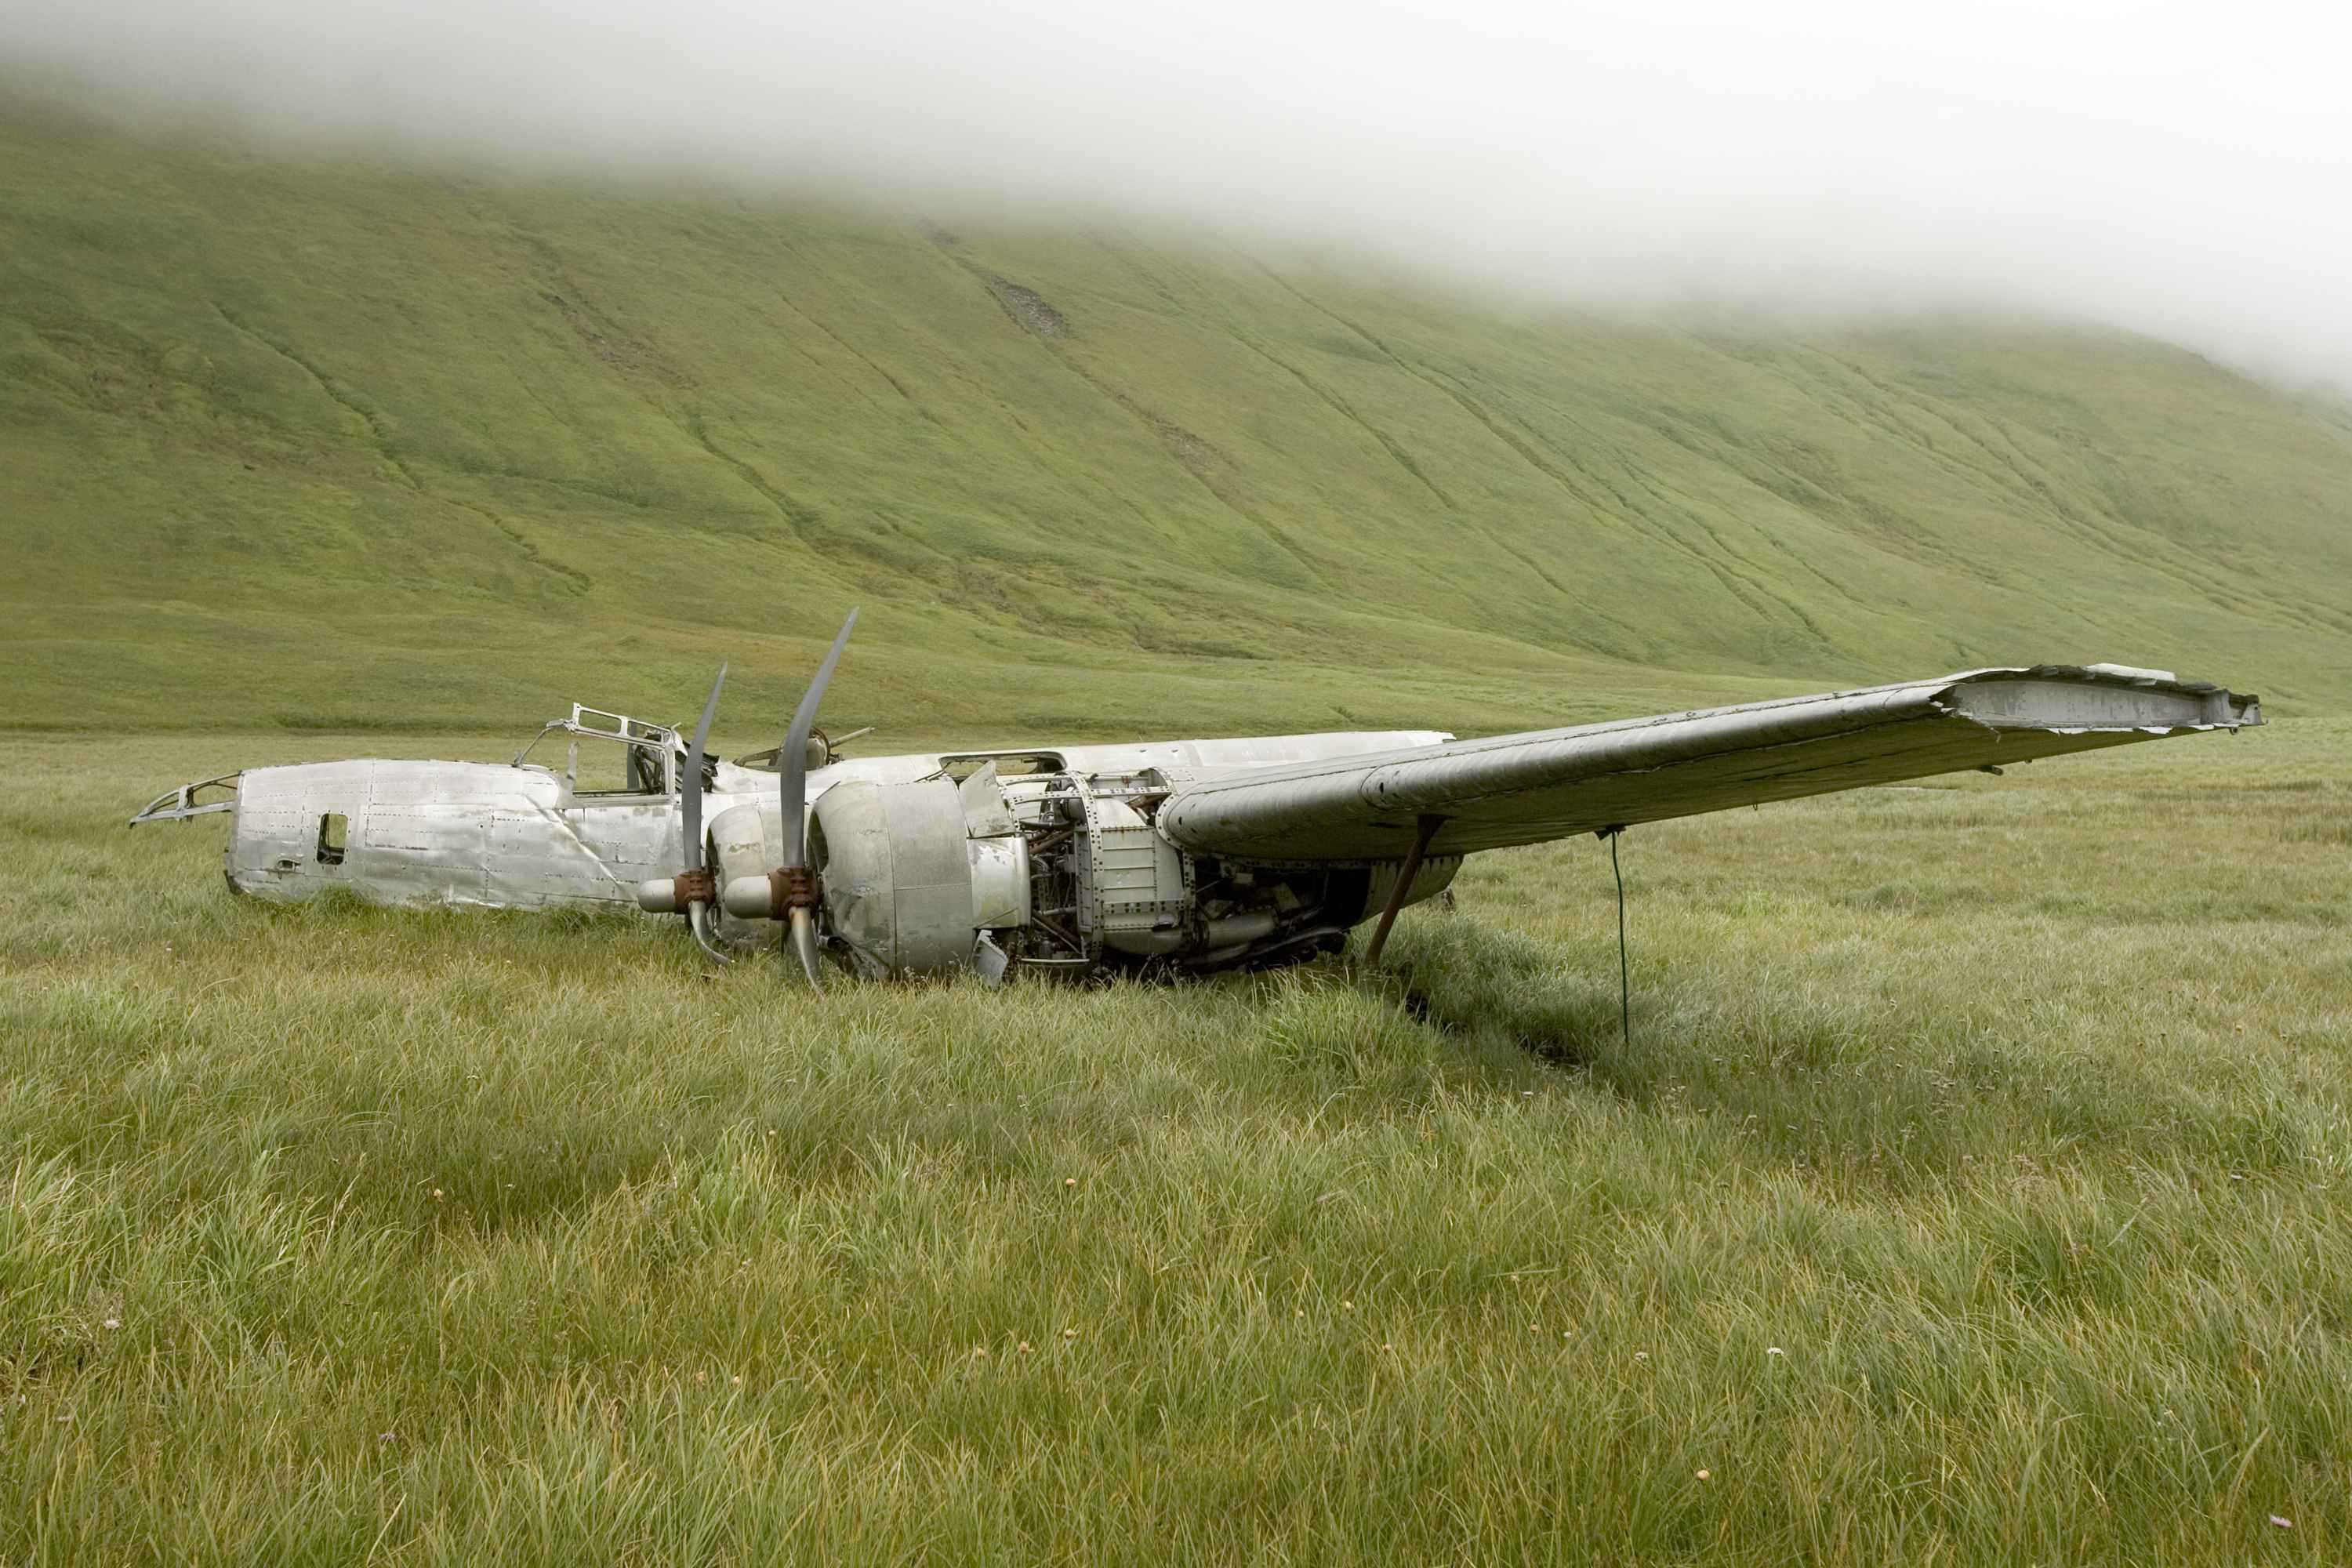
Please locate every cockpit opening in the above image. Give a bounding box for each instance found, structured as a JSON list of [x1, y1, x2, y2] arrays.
[[939, 751, 1065, 782], [515, 706, 678, 798]]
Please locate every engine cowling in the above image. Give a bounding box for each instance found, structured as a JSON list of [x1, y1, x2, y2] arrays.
[[809, 776, 979, 978]]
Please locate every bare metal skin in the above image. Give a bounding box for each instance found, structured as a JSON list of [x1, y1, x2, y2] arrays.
[[133, 656, 2259, 982]]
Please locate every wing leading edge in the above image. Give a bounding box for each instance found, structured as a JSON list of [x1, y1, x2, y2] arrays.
[[1156, 665, 2261, 865]]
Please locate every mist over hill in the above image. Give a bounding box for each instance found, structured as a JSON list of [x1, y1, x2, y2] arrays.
[[5, 107, 2348, 739]]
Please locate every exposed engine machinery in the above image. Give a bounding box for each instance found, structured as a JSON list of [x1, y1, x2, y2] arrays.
[[710, 759, 1458, 981], [631, 612, 1458, 984]]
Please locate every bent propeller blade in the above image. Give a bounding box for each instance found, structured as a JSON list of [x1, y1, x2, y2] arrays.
[[682, 662, 727, 872], [786, 906, 824, 988], [776, 609, 857, 988], [684, 662, 731, 964], [688, 898, 733, 965], [779, 609, 857, 872]]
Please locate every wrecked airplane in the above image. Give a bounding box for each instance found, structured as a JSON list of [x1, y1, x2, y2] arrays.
[[132, 612, 2261, 984]]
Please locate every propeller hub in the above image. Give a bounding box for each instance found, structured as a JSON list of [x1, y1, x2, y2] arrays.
[[720, 862, 822, 920], [773, 864, 821, 912], [633, 868, 717, 914]]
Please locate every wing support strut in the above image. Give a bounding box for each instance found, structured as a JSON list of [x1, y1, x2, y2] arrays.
[[1363, 813, 1446, 967], [1597, 825, 1630, 1049]]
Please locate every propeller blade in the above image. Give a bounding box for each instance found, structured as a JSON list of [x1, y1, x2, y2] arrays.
[[635, 665, 731, 967], [779, 609, 857, 870], [682, 662, 727, 873], [786, 905, 824, 989], [689, 901, 731, 966]]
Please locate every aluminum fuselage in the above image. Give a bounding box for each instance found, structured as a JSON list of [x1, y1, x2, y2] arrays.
[[194, 729, 1451, 914]]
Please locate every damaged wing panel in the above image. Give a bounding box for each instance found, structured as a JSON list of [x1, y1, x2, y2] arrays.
[[1156, 666, 2263, 863]]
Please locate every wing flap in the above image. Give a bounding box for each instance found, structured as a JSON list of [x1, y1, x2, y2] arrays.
[[1156, 666, 2260, 863]]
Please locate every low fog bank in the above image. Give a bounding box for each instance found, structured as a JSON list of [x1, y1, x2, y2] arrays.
[[8, 0, 2348, 395]]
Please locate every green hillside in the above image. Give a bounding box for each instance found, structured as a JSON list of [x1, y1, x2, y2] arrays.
[[5, 103, 2349, 739]]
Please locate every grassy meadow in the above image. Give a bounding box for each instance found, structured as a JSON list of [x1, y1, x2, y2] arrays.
[[4, 720, 2347, 1564]]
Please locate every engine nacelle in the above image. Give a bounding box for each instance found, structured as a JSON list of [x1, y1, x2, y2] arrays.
[[707, 765, 1452, 979], [811, 776, 982, 978]]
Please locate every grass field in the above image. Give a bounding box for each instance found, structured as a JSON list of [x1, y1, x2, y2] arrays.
[[5, 720, 2346, 1563]]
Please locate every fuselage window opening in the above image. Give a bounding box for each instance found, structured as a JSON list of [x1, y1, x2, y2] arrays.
[[316, 812, 347, 866]]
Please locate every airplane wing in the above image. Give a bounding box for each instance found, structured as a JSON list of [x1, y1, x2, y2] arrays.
[[1156, 665, 2261, 864]]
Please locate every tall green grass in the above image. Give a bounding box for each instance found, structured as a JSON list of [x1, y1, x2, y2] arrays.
[[5, 723, 2345, 1563]]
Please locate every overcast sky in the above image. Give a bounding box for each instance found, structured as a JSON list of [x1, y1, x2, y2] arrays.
[[8, 0, 2349, 390]]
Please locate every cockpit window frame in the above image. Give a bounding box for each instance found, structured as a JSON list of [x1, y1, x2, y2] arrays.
[[514, 706, 680, 802], [938, 750, 1067, 782]]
